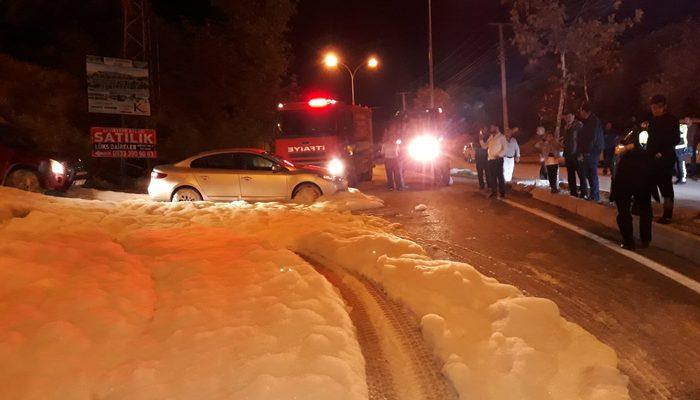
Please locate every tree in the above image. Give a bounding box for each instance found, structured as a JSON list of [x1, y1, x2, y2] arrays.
[[411, 85, 451, 112], [640, 20, 700, 117], [0, 0, 296, 172], [0, 54, 86, 154], [507, 0, 640, 137]]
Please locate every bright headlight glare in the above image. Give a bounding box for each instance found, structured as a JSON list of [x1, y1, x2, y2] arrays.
[[50, 159, 65, 175], [327, 158, 345, 176], [408, 135, 441, 162]]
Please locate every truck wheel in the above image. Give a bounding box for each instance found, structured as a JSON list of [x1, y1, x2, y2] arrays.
[[7, 169, 42, 192], [360, 167, 373, 182], [434, 166, 451, 186]]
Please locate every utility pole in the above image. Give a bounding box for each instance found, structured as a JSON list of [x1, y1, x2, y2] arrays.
[[490, 23, 510, 133], [427, 0, 435, 109], [399, 92, 409, 113], [121, 0, 153, 181], [122, 0, 150, 62]]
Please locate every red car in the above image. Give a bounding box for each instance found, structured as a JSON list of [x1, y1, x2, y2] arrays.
[[1, 125, 87, 192]]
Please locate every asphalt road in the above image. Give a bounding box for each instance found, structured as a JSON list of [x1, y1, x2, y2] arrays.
[[357, 167, 700, 400]]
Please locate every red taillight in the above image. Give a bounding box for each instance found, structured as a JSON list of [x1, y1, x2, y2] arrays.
[[151, 171, 167, 179]]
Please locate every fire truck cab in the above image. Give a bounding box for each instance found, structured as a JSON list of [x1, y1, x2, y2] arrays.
[[274, 98, 374, 185]]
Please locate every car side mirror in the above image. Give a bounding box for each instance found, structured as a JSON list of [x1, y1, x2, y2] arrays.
[[272, 164, 283, 173]]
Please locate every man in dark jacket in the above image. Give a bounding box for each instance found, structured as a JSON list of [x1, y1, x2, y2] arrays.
[[602, 122, 619, 176], [647, 94, 681, 224], [474, 128, 490, 190], [562, 111, 586, 197], [612, 130, 655, 250], [577, 102, 604, 201]]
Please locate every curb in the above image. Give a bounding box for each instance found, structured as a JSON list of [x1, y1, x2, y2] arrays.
[[523, 185, 700, 263]]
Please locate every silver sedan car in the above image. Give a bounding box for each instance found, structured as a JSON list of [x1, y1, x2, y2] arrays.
[[148, 148, 347, 203]]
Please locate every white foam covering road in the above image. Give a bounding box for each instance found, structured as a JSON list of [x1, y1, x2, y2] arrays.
[[0, 187, 629, 399]]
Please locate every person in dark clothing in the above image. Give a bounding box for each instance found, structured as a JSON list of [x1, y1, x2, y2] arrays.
[[475, 129, 490, 190], [611, 130, 655, 250], [688, 120, 698, 177], [577, 102, 604, 201], [602, 122, 619, 176], [562, 112, 586, 197], [646, 95, 681, 224]]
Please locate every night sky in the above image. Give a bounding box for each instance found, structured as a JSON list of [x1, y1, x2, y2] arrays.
[[287, 0, 700, 118]]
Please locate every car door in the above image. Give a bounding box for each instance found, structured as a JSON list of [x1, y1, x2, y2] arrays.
[[236, 153, 289, 200], [189, 153, 241, 200]]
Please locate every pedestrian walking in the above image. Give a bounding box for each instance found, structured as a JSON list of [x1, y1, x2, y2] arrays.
[[577, 102, 604, 201], [380, 132, 404, 191], [475, 128, 490, 190], [602, 122, 619, 176], [480, 124, 507, 198], [503, 128, 520, 183], [611, 130, 655, 250], [647, 95, 681, 224], [539, 132, 563, 193], [562, 111, 586, 197]]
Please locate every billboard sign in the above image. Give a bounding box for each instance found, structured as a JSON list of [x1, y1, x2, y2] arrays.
[[91, 127, 157, 158], [86, 55, 151, 116]]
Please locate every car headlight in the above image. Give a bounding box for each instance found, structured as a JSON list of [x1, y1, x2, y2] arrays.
[[50, 159, 66, 175], [327, 158, 345, 176], [408, 135, 441, 162]]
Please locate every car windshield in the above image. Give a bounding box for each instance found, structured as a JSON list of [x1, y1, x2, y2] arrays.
[[277, 109, 337, 138], [265, 152, 296, 168], [0, 126, 38, 150]]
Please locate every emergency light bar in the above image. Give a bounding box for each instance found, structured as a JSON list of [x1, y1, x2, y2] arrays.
[[308, 98, 337, 108]]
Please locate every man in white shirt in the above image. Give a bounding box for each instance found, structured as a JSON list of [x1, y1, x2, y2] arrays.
[[503, 128, 520, 183], [480, 124, 507, 198]]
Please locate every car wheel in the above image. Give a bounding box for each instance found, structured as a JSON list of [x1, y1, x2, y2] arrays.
[[7, 169, 42, 192], [171, 187, 202, 202], [292, 183, 322, 204]]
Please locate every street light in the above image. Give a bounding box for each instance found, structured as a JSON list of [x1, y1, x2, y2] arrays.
[[323, 52, 379, 106], [323, 53, 339, 68], [367, 57, 379, 69]]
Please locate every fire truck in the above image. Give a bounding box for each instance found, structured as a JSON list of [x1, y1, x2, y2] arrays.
[[273, 98, 374, 185]]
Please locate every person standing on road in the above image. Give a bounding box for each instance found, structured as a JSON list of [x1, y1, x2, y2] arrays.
[[539, 132, 563, 193], [611, 130, 655, 250], [535, 126, 548, 181], [480, 124, 507, 198], [475, 128, 490, 190], [647, 95, 681, 224], [602, 122, 619, 176], [380, 132, 404, 191], [503, 128, 520, 183], [674, 119, 690, 185], [562, 111, 585, 197], [686, 119, 698, 177], [577, 102, 604, 201]]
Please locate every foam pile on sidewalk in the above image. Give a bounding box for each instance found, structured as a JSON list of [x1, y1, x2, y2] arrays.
[[0, 187, 628, 400]]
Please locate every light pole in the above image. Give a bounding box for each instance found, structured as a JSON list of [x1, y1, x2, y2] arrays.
[[427, 0, 435, 109], [324, 52, 379, 106]]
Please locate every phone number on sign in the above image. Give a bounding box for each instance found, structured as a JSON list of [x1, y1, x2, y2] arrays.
[[92, 150, 157, 158]]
